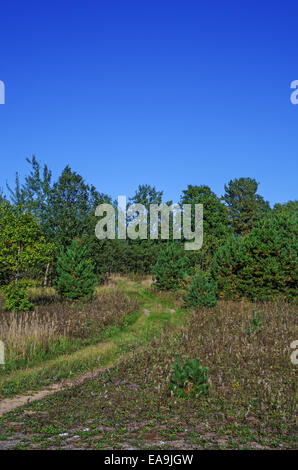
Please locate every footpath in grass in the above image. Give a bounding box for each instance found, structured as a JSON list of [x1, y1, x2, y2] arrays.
[[0, 295, 296, 450], [0, 278, 186, 399], [1, 279, 295, 450]]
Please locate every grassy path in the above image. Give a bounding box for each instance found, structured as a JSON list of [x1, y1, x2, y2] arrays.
[[0, 282, 295, 450], [0, 279, 186, 403]]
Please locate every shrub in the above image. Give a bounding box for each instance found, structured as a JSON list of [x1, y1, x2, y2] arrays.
[[0, 204, 55, 285], [212, 213, 298, 302], [3, 282, 34, 312], [247, 310, 263, 336], [181, 270, 217, 307], [170, 355, 209, 398], [55, 239, 97, 301], [151, 243, 192, 291]]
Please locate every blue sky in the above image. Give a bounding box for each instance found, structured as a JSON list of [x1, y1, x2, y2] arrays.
[[0, 0, 297, 206]]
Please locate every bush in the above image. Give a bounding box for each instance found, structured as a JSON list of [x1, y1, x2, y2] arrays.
[[247, 310, 263, 336], [151, 243, 192, 291], [84, 237, 164, 277], [212, 213, 298, 301], [3, 282, 34, 312], [55, 239, 97, 301], [181, 270, 217, 308], [170, 355, 209, 398]]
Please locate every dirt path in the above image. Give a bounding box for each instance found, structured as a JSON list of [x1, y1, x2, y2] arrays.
[[0, 346, 145, 418], [0, 360, 123, 417], [0, 368, 105, 417]]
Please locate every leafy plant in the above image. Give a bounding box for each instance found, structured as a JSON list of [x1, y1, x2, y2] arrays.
[[181, 270, 217, 308], [3, 281, 34, 312], [0, 203, 55, 284], [170, 355, 209, 398]]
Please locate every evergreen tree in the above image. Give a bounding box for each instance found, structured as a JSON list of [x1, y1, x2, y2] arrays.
[[7, 158, 111, 248], [56, 238, 97, 300], [272, 200, 298, 217], [15, 156, 53, 238], [49, 166, 111, 248], [151, 243, 191, 291], [212, 212, 297, 301], [181, 269, 218, 307], [129, 184, 163, 211], [223, 177, 270, 235], [180, 185, 230, 269]]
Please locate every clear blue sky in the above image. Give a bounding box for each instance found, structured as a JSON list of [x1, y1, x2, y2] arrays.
[[0, 0, 297, 206]]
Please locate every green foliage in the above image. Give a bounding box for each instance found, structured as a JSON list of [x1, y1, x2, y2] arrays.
[[180, 185, 230, 268], [223, 177, 270, 235], [82, 234, 163, 278], [55, 238, 97, 301], [0, 203, 55, 284], [7, 157, 111, 248], [50, 166, 111, 248], [247, 310, 263, 336], [212, 213, 298, 301], [151, 243, 191, 291], [182, 270, 217, 307], [272, 200, 298, 217], [170, 355, 209, 398], [3, 281, 34, 312], [7, 156, 53, 238], [3, 158, 295, 304], [129, 184, 163, 211]]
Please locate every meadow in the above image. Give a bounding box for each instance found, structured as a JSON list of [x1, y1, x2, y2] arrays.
[[0, 275, 296, 450], [0, 170, 297, 450]]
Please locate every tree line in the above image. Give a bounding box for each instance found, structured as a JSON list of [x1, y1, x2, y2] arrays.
[[0, 156, 297, 303]]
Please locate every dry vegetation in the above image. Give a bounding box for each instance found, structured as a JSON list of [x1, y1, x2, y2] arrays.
[[128, 300, 297, 422], [0, 288, 139, 367], [0, 292, 296, 449]]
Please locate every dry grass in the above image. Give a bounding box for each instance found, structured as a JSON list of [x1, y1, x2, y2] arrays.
[[0, 284, 296, 449], [1, 298, 295, 449], [27, 286, 59, 304], [114, 299, 297, 434], [141, 276, 153, 288], [0, 288, 139, 365]]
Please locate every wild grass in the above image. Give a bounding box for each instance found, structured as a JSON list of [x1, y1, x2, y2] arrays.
[[0, 288, 139, 372], [111, 299, 297, 442], [27, 286, 58, 304], [0, 280, 184, 398], [0, 296, 295, 449], [0, 280, 296, 449]]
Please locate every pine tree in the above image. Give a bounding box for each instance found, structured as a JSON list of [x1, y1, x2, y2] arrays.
[[151, 243, 191, 291], [212, 212, 297, 301], [182, 269, 218, 308], [56, 238, 97, 301], [180, 185, 230, 268], [223, 177, 270, 235]]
